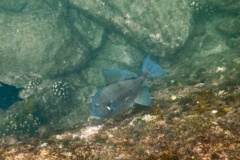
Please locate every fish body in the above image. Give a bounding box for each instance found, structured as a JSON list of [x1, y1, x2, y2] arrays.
[[92, 55, 167, 119], [0, 82, 23, 110]]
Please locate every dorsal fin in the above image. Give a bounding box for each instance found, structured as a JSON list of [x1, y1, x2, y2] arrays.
[[102, 68, 137, 84]]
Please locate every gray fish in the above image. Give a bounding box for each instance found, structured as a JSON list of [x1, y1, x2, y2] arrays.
[[92, 55, 167, 119]]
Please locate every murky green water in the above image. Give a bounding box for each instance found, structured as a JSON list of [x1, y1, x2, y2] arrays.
[[0, 0, 240, 159]]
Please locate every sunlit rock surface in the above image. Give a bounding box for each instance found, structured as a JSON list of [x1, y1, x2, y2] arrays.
[[69, 0, 192, 56], [0, 9, 86, 79], [0, 0, 105, 85]]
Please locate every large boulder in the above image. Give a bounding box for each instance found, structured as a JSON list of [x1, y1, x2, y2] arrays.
[[0, 13, 84, 77], [69, 0, 192, 56], [0, 0, 105, 86]]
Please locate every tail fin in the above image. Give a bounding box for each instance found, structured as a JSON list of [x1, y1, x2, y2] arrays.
[[142, 55, 168, 78]]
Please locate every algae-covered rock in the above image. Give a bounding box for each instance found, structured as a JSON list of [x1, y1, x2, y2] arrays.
[[0, 0, 95, 136], [0, 13, 87, 78], [71, 9, 105, 50], [69, 0, 192, 56], [81, 33, 145, 86], [212, 0, 240, 12], [218, 108, 240, 136], [216, 16, 240, 37], [0, 0, 103, 86]]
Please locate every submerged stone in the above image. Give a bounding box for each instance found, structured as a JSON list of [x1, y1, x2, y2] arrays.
[[69, 0, 192, 56]]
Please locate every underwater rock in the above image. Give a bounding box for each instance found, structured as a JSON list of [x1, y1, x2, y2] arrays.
[[226, 37, 240, 48], [71, 9, 105, 50], [0, 0, 28, 12], [81, 33, 146, 86], [69, 0, 192, 56], [218, 108, 240, 136], [0, 0, 90, 80], [212, 0, 240, 13], [0, 82, 23, 110], [216, 16, 240, 37], [201, 34, 220, 50]]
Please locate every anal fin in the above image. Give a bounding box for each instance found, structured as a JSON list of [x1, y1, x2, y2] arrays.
[[134, 83, 151, 106]]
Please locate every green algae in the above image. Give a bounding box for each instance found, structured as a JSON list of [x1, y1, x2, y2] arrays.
[[21, 98, 39, 115], [152, 105, 164, 116], [178, 89, 234, 117]]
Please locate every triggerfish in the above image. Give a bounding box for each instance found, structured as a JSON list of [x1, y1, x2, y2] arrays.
[[92, 55, 168, 119]]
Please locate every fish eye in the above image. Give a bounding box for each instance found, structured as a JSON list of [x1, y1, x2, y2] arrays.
[[106, 106, 111, 111]]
